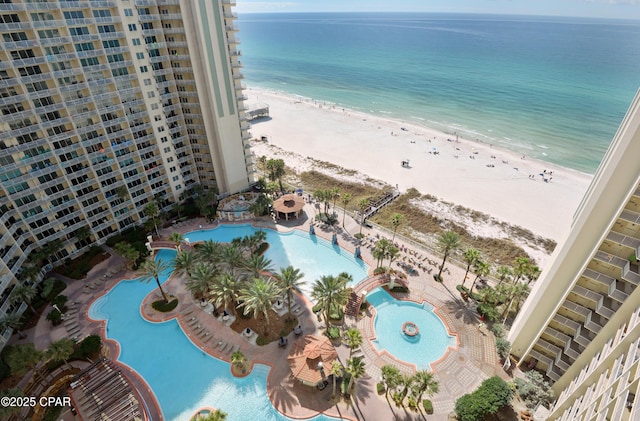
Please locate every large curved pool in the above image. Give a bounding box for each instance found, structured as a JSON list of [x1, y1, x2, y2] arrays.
[[366, 288, 456, 370], [89, 224, 370, 420], [184, 224, 369, 295]]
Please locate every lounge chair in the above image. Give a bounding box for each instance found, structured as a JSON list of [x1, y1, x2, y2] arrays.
[[217, 340, 227, 351]]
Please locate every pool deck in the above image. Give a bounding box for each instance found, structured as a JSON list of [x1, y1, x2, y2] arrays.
[[17, 201, 508, 421]]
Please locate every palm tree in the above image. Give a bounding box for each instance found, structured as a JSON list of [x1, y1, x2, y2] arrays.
[[0, 314, 25, 339], [373, 238, 392, 269], [411, 370, 439, 404], [5, 343, 42, 379], [345, 356, 366, 396], [461, 248, 481, 286], [357, 198, 369, 235], [46, 338, 75, 369], [311, 274, 350, 325], [436, 230, 460, 278], [114, 242, 140, 270], [390, 213, 403, 242], [330, 360, 343, 398], [502, 282, 531, 322], [209, 272, 242, 316], [239, 277, 282, 333], [220, 244, 246, 272], [399, 373, 414, 404], [197, 240, 223, 263], [387, 244, 400, 269], [231, 350, 246, 370], [186, 263, 216, 299], [9, 284, 38, 314], [137, 258, 172, 302], [381, 365, 402, 400], [525, 264, 541, 285], [513, 256, 532, 284], [469, 259, 490, 296], [275, 266, 305, 320], [330, 187, 340, 213], [173, 249, 198, 278], [168, 232, 184, 250], [344, 327, 363, 357], [340, 193, 352, 227], [0, 389, 23, 419], [266, 158, 286, 192], [495, 265, 513, 287], [144, 202, 161, 237], [245, 254, 273, 278]]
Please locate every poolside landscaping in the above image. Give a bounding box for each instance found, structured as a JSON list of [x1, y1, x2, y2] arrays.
[[2, 184, 540, 420]]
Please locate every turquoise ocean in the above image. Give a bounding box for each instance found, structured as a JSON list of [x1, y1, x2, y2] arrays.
[[237, 13, 640, 173]]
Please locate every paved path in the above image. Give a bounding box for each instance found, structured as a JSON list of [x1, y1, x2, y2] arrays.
[[11, 208, 508, 420]]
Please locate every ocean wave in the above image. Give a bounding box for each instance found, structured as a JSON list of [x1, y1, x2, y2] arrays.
[[411, 116, 426, 121], [536, 144, 549, 149]]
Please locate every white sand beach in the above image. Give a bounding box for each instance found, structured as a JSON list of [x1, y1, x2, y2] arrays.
[[246, 87, 594, 242]]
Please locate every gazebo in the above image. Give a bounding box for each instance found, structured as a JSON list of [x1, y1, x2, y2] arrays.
[[273, 194, 305, 220], [287, 335, 338, 387]]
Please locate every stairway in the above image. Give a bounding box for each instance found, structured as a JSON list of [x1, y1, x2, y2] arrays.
[[345, 291, 362, 317]]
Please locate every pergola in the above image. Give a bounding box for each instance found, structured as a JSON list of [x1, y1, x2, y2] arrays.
[[287, 335, 338, 387], [273, 194, 305, 220]]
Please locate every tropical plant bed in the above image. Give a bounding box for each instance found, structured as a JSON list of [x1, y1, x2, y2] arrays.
[[230, 309, 298, 345], [152, 298, 179, 312], [55, 246, 110, 280], [230, 361, 253, 377]]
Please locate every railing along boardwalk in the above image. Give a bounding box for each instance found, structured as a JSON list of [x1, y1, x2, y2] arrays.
[[345, 273, 408, 317]]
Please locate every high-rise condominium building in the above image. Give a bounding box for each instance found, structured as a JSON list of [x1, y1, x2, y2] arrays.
[[508, 91, 640, 420], [0, 0, 254, 348]]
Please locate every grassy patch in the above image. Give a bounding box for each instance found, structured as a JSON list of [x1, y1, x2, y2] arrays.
[[299, 170, 387, 205], [55, 246, 107, 280]]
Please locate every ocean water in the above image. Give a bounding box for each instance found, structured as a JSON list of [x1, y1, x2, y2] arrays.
[[237, 13, 640, 173]]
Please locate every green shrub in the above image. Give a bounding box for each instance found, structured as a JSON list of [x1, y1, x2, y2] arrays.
[[433, 274, 443, 282], [255, 242, 269, 256], [256, 336, 269, 346], [151, 298, 178, 312], [52, 295, 68, 308], [515, 370, 555, 409], [422, 399, 433, 414], [376, 382, 385, 395], [455, 376, 513, 421], [72, 335, 101, 360], [359, 301, 369, 312], [326, 326, 341, 340], [373, 266, 387, 275], [46, 309, 63, 326], [329, 308, 343, 321], [390, 285, 408, 293], [490, 323, 506, 338], [477, 302, 500, 322], [495, 337, 511, 360]]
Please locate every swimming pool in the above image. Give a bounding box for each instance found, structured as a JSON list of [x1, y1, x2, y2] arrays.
[[184, 224, 369, 295], [89, 223, 370, 420], [366, 288, 456, 370]]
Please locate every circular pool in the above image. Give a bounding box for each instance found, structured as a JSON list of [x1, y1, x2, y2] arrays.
[[367, 288, 456, 370]]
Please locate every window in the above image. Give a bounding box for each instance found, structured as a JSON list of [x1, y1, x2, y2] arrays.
[[98, 25, 116, 34], [151, 103, 159, 110], [80, 57, 99, 67], [107, 54, 124, 63], [139, 65, 148, 73], [154, 115, 161, 121], [144, 78, 152, 86], [163, 147, 171, 153], [128, 23, 137, 31], [111, 67, 129, 77], [69, 27, 90, 36], [63, 11, 85, 20], [38, 29, 60, 39], [132, 38, 141, 46], [161, 136, 168, 143], [169, 166, 176, 173], [18, 65, 42, 76], [167, 157, 174, 163], [11, 49, 35, 60], [136, 52, 144, 60], [102, 39, 120, 49], [124, 9, 133, 17], [3, 32, 27, 42], [93, 9, 112, 18], [172, 175, 179, 181], [148, 91, 155, 99], [74, 42, 94, 52]]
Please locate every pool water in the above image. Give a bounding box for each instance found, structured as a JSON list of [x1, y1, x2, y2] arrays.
[[89, 224, 370, 420], [184, 224, 369, 295], [366, 288, 456, 370]]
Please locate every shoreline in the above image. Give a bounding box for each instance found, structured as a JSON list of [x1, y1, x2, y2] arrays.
[[245, 86, 594, 241]]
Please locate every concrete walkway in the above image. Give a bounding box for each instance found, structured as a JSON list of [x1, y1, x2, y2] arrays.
[[11, 205, 507, 421]]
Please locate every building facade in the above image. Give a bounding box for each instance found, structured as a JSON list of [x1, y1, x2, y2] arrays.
[[0, 0, 254, 347], [508, 91, 640, 420]]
